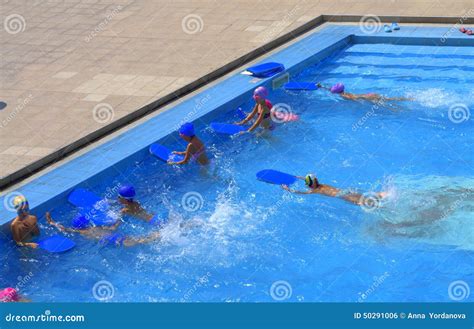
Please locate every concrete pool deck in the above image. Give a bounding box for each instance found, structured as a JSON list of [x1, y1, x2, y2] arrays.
[[1, 1, 473, 189]]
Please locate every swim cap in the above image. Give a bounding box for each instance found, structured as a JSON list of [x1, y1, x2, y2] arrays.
[[0, 288, 19, 302], [118, 185, 136, 200], [12, 196, 29, 214], [253, 86, 269, 100], [330, 83, 345, 94], [72, 215, 90, 230], [305, 174, 317, 188], [179, 122, 195, 137]]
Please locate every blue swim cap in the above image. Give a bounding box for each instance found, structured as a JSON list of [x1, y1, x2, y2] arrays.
[[119, 185, 136, 200], [179, 122, 195, 137], [72, 215, 90, 230]]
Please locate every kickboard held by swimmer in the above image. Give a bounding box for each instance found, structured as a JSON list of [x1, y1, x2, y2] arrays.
[[210, 122, 247, 135], [256, 169, 298, 185], [149, 144, 185, 163], [38, 235, 76, 253]]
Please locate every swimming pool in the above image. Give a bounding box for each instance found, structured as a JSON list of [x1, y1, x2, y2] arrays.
[[1, 25, 473, 302]]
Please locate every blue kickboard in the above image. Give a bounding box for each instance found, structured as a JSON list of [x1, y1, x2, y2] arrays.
[[256, 169, 298, 185], [210, 122, 247, 135], [149, 144, 185, 163], [284, 82, 318, 90], [246, 62, 285, 78], [38, 235, 76, 253], [68, 188, 104, 209], [68, 188, 115, 226]]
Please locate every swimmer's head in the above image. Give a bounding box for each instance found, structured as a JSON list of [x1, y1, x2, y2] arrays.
[[0, 287, 19, 302], [13, 195, 29, 215], [72, 215, 90, 230], [305, 174, 319, 189], [253, 86, 268, 101], [330, 83, 344, 94], [118, 185, 136, 202], [179, 122, 195, 139]]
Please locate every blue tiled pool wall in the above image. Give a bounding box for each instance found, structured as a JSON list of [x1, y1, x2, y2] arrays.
[[2, 24, 474, 228]]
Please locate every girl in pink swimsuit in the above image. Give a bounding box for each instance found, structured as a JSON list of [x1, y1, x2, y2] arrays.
[[235, 86, 274, 132]]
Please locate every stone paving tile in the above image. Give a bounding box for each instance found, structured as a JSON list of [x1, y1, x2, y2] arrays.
[[0, 0, 472, 182]]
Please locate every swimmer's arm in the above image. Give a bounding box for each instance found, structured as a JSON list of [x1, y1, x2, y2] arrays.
[[281, 185, 313, 194], [247, 110, 264, 132], [172, 151, 186, 155], [317, 83, 330, 90], [103, 220, 122, 231], [236, 105, 257, 125], [340, 93, 354, 100], [170, 144, 192, 165], [45, 212, 78, 233]]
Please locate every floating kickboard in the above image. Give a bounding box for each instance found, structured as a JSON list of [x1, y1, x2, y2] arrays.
[[256, 169, 298, 185], [149, 144, 184, 163], [38, 235, 76, 253], [68, 188, 104, 209], [210, 123, 247, 135], [284, 82, 318, 91], [246, 62, 285, 78]]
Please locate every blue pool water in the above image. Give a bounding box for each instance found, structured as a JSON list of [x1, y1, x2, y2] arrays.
[[2, 43, 473, 302]]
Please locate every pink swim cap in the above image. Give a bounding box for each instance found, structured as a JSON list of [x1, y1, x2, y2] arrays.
[[0, 288, 19, 302], [253, 86, 269, 100]]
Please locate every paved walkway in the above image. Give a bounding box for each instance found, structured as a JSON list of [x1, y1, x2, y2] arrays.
[[0, 0, 472, 186]]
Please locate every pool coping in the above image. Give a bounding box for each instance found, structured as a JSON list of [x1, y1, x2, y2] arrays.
[[2, 14, 474, 190], [1, 17, 474, 226]]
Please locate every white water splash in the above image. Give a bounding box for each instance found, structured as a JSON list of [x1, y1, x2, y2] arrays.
[[365, 175, 474, 250], [406, 88, 454, 108]]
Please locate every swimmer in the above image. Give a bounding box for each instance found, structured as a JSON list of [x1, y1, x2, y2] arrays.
[[10, 196, 40, 249], [318, 82, 411, 102], [169, 122, 209, 166], [0, 287, 29, 302], [282, 174, 388, 206], [235, 86, 274, 132], [46, 213, 161, 247], [118, 185, 153, 221]]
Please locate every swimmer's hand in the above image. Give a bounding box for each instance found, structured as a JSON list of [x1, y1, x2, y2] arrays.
[[239, 130, 249, 135], [172, 151, 185, 155], [281, 184, 290, 191], [167, 161, 176, 165], [317, 83, 322, 88], [25, 242, 38, 249]]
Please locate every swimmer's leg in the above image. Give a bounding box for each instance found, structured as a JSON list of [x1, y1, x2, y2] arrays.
[[340, 192, 388, 205], [123, 231, 161, 247], [340, 193, 365, 205], [199, 161, 220, 181]]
